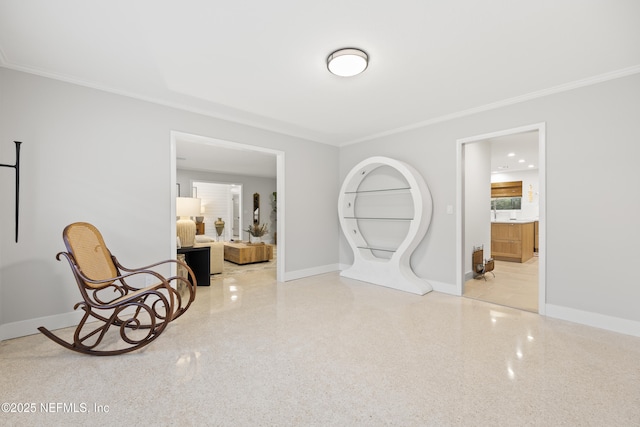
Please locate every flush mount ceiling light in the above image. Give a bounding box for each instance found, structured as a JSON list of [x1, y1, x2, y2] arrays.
[[327, 48, 368, 77]]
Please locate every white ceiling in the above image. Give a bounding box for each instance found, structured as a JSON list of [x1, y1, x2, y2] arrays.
[[1, 0, 639, 150], [489, 131, 539, 174]]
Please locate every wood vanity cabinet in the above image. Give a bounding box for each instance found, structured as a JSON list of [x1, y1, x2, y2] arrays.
[[491, 181, 522, 198], [491, 222, 534, 263]]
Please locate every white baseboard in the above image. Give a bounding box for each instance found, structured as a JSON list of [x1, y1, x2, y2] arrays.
[[283, 263, 341, 282], [337, 263, 348, 271], [428, 279, 458, 295], [0, 310, 84, 341], [7, 277, 636, 342], [546, 304, 640, 338]]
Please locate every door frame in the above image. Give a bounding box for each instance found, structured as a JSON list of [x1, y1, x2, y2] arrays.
[[456, 123, 546, 314], [170, 130, 285, 283]]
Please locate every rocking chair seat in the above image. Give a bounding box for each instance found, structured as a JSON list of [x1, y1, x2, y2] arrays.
[[38, 222, 196, 356]]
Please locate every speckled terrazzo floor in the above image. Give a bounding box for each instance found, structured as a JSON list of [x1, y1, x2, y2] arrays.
[[1, 270, 639, 426]]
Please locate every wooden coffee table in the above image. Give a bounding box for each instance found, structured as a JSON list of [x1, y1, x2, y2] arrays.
[[224, 242, 273, 265]]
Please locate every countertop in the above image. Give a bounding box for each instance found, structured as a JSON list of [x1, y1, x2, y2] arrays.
[[491, 219, 538, 224]]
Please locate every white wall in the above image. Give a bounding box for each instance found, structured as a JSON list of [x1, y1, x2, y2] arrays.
[[2, 67, 639, 339], [340, 72, 640, 333], [0, 68, 339, 339], [464, 140, 492, 279]]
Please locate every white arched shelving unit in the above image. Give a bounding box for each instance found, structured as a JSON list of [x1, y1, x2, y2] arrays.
[[338, 156, 433, 295]]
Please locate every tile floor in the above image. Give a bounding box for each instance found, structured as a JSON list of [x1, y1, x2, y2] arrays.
[[1, 269, 639, 426]]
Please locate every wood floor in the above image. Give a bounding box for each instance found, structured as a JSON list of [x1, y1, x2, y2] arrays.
[[463, 255, 538, 312]]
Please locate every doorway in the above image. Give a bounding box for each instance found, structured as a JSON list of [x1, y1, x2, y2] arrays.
[[192, 181, 242, 242], [170, 131, 285, 283], [456, 123, 546, 314]]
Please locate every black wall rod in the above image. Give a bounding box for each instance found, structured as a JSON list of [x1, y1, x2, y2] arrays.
[[0, 141, 22, 242]]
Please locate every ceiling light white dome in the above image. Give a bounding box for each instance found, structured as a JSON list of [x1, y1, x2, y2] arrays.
[[327, 48, 368, 77]]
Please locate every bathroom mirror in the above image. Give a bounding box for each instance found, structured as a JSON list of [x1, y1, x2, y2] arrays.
[[253, 193, 260, 224]]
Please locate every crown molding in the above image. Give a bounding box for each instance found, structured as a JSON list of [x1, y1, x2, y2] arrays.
[[2, 53, 638, 148], [0, 59, 327, 145], [341, 65, 640, 146]]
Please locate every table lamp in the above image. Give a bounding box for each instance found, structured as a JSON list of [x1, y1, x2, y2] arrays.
[[176, 197, 201, 247]]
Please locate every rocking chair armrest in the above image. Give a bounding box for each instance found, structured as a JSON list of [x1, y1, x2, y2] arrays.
[[78, 269, 177, 309], [114, 258, 196, 288], [61, 258, 174, 291], [114, 257, 188, 274]]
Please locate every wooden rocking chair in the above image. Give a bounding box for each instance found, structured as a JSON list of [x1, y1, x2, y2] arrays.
[[38, 222, 196, 356]]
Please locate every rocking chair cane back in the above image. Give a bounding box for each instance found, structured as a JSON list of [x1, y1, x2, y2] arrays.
[[38, 222, 196, 356]]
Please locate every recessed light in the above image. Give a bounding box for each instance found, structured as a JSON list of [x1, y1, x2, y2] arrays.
[[507, 152, 516, 157], [518, 159, 525, 163], [528, 164, 535, 168]]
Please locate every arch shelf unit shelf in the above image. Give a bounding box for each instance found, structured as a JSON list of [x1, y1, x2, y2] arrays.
[[338, 157, 433, 295]]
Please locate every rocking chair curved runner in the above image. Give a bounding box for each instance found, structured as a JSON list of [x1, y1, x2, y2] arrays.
[[38, 222, 196, 356]]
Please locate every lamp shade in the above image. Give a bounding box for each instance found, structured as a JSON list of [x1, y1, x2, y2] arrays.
[[176, 197, 201, 218]]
